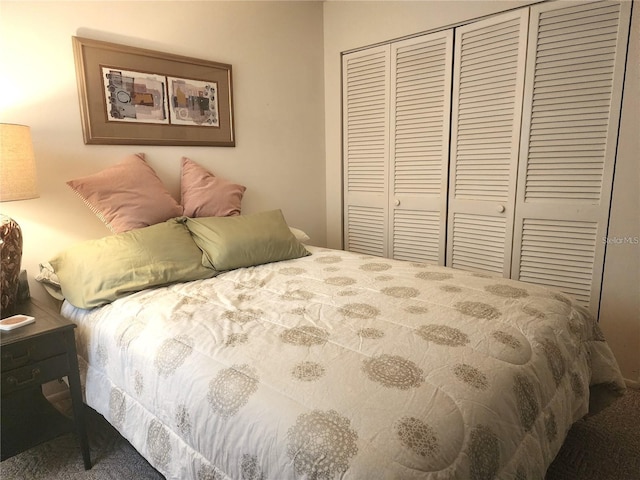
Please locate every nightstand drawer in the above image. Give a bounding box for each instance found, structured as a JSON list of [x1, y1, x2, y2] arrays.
[[1, 332, 67, 372], [1, 354, 69, 395]]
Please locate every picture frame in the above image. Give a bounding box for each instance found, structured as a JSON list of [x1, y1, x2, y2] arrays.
[[72, 36, 234, 146]]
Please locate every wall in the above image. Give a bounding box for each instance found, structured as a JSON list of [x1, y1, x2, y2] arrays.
[[322, 0, 639, 383], [0, 0, 326, 309], [599, 2, 640, 386]]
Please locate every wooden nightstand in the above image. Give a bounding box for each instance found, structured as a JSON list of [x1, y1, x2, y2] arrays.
[[1, 298, 91, 469]]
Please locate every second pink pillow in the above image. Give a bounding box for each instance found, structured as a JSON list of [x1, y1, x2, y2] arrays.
[[180, 157, 246, 218]]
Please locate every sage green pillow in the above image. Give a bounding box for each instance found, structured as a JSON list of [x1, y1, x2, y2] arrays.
[[49, 218, 216, 309], [185, 209, 310, 271]]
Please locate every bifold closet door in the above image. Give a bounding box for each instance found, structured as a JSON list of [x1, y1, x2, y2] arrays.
[[343, 46, 390, 257], [447, 10, 529, 276], [389, 31, 453, 264], [343, 32, 452, 263], [511, 0, 632, 314]]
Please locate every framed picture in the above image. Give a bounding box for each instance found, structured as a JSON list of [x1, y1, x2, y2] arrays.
[[72, 36, 234, 146]]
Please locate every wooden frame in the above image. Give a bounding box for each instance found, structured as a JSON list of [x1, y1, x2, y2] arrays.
[[72, 36, 234, 146]]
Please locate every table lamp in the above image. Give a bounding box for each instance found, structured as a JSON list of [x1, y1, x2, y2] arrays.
[[0, 123, 39, 312]]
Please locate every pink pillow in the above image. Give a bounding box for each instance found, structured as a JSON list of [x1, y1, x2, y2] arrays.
[[67, 153, 183, 233], [180, 157, 246, 218]]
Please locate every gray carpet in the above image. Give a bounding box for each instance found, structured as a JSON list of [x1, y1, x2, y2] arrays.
[[0, 404, 162, 480], [1, 389, 639, 479], [545, 387, 640, 480]]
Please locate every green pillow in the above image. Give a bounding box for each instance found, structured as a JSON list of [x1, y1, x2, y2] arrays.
[[185, 209, 310, 271], [50, 218, 216, 309]]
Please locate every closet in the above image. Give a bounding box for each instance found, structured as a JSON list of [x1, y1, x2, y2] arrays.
[[342, 0, 632, 315]]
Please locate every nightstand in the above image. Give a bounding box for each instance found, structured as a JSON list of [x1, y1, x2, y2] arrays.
[[1, 298, 91, 469]]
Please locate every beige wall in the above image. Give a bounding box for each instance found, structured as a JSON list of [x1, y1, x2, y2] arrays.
[[0, 0, 326, 308], [322, 0, 639, 382], [599, 3, 640, 386]]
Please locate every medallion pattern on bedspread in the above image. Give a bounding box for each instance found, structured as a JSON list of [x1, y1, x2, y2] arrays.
[[63, 246, 626, 480]]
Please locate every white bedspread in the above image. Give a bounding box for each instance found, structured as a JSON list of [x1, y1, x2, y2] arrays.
[[62, 246, 625, 479]]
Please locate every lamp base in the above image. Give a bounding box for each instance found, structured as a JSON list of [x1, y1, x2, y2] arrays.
[[1, 214, 23, 313]]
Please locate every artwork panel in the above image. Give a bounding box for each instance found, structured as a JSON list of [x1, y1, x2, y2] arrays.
[[168, 76, 219, 127], [102, 67, 169, 125]]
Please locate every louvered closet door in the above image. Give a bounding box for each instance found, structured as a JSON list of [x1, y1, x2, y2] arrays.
[[447, 10, 529, 276], [343, 46, 390, 257], [390, 31, 453, 264], [512, 0, 631, 314]]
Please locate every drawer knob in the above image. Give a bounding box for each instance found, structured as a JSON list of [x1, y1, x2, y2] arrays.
[[7, 368, 41, 387]]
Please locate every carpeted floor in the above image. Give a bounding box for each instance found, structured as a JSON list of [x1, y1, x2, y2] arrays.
[[545, 386, 640, 480], [0, 403, 162, 480], [1, 388, 639, 479]]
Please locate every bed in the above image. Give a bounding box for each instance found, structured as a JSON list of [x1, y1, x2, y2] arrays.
[[44, 155, 625, 479], [52, 238, 624, 479]]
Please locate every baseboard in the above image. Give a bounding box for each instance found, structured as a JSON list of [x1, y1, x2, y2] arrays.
[[624, 378, 640, 390]]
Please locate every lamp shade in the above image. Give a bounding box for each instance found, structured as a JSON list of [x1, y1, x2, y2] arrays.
[[0, 123, 39, 201]]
